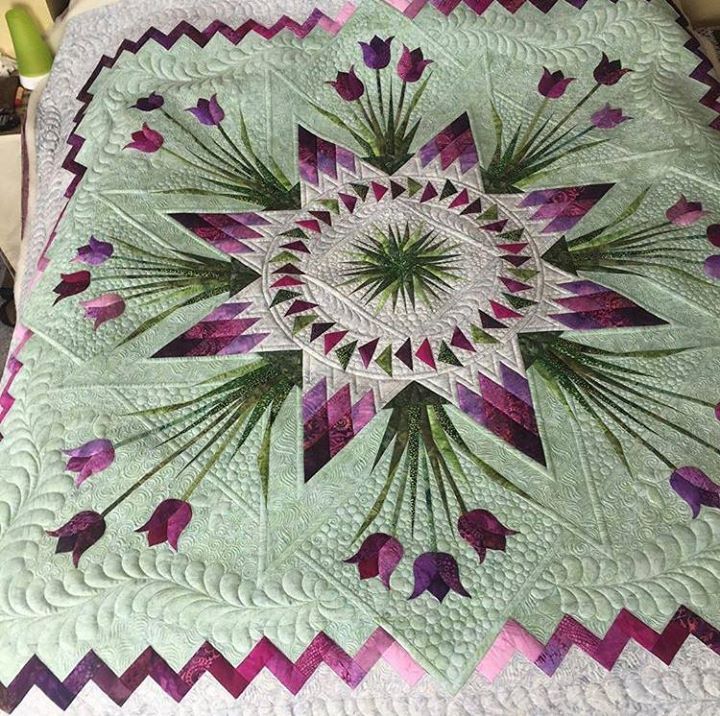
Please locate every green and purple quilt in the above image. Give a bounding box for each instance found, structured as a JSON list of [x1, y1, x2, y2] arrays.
[[3, 0, 720, 711]]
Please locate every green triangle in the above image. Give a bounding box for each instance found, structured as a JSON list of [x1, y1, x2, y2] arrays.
[[498, 228, 524, 241], [503, 293, 536, 310], [508, 267, 539, 281], [440, 180, 458, 200], [292, 314, 317, 335], [470, 324, 498, 344], [375, 344, 393, 376], [351, 183, 369, 200], [437, 340, 462, 366], [270, 289, 300, 307], [336, 340, 358, 370], [280, 227, 309, 239], [477, 204, 499, 220], [385, 381, 448, 409], [270, 251, 301, 264], [542, 236, 577, 274], [518, 332, 562, 369], [228, 258, 262, 295], [406, 178, 422, 197], [320, 199, 340, 214]]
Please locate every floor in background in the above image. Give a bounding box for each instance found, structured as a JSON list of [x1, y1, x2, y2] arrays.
[[0, 264, 14, 365]]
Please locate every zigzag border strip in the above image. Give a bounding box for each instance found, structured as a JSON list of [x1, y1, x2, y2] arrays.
[[0, 606, 718, 712]]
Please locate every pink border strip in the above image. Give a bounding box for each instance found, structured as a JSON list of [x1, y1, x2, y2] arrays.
[[0, 606, 718, 712]]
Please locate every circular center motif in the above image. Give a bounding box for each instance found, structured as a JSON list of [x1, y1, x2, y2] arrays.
[[263, 173, 546, 378]]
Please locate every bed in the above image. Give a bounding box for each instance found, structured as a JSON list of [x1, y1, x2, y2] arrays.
[[3, 0, 720, 713]]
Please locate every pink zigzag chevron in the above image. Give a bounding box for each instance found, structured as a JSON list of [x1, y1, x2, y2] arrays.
[[1, 606, 719, 712]]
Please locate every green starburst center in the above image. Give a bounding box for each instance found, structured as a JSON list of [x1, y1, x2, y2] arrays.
[[343, 222, 461, 311]]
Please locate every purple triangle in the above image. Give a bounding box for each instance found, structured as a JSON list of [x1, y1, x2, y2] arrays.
[[359, 338, 379, 367], [420, 183, 438, 203], [450, 326, 475, 352], [478, 310, 506, 329], [395, 339, 413, 369], [310, 322, 334, 341]]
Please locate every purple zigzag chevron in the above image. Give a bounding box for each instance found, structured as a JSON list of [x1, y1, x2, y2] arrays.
[[1, 606, 720, 712], [457, 364, 545, 464], [298, 126, 357, 185], [303, 378, 376, 481], [550, 280, 666, 329], [152, 301, 269, 358], [418, 113, 479, 173], [170, 212, 269, 255]]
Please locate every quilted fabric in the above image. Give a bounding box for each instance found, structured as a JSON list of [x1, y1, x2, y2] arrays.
[[3, 0, 720, 711]]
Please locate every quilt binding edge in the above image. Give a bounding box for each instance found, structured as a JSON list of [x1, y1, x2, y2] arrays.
[[0, 0, 719, 710]]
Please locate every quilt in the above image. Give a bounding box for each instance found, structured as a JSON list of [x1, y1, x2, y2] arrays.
[[3, 0, 720, 711]]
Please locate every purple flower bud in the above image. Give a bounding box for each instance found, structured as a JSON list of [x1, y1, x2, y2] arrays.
[[590, 103, 631, 129], [359, 36, 394, 70], [344, 532, 404, 588], [458, 509, 517, 563], [409, 551, 470, 602], [670, 467, 720, 518], [186, 94, 225, 126], [81, 294, 126, 330], [397, 45, 433, 83], [666, 195, 706, 227], [124, 123, 164, 153], [707, 224, 720, 247], [73, 237, 114, 266], [132, 92, 164, 112], [53, 270, 91, 305], [47, 511, 106, 567], [64, 439, 116, 486], [136, 499, 193, 550], [327, 66, 365, 102], [704, 255, 720, 280], [593, 53, 632, 86], [537, 67, 574, 99]]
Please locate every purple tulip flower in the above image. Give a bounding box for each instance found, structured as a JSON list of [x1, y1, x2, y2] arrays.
[[670, 467, 720, 518], [397, 45, 432, 83], [186, 94, 225, 126], [64, 439, 116, 486], [73, 237, 114, 266], [359, 36, 394, 70], [707, 224, 720, 247], [53, 270, 91, 305], [409, 552, 470, 602], [537, 67, 575, 99], [136, 499, 193, 550], [327, 66, 366, 102], [704, 255, 720, 280], [125, 123, 164, 153], [132, 92, 164, 112], [666, 195, 706, 227], [593, 53, 632, 86], [81, 294, 126, 330], [47, 511, 106, 567], [344, 533, 404, 588], [590, 103, 631, 129], [458, 509, 517, 563]]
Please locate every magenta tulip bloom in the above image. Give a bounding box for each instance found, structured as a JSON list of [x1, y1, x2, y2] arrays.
[[670, 467, 720, 518], [591, 103, 631, 129], [125, 123, 164, 153], [537, 67, 574, 99], [593, 53, 632, 85], [53, 270, 91, 305], [73, 237, 114, 266], [359, 35, 394, 70], [132, 92, 164, 112], [327, 66, 365, 102], [666, 195, 706, 226], [409, 552, 470, 602], [186, 94, 225, 126], [47, 511, 106, 567], [344, 533, 404, 588], [136, 499, 193, 550], [64, 439, 115, 486], [458, 509, 517, 563], [397, 45, 432, 83], [80, 293, 126, 329]]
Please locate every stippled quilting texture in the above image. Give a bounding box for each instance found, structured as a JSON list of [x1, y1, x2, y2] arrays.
[[3, 0, 720, 711]]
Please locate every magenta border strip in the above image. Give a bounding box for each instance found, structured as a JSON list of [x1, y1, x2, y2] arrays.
[[0, 606, 718, 712]]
